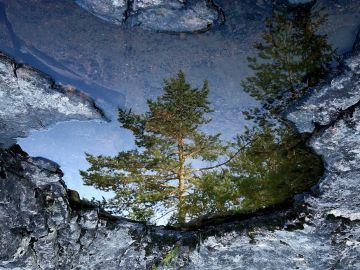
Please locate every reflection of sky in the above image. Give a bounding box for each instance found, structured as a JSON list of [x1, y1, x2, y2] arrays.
[[18, 119, 132, 199], [18, 98, 247, 200]]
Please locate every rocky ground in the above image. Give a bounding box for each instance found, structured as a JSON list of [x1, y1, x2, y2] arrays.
[[0, 145, 193, 270], [1, 1, 360, 269], [74, 0, 224, 33]]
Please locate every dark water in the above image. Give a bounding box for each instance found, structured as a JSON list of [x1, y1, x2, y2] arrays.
[[0, 0, 359, 223]]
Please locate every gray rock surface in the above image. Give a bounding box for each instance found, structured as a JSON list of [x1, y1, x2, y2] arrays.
[[286, 54, 360, 133], [0, 146, 190, 270], [132, 0, 184, 11], [0, 53, 104, 147], [74, 0, 223, 33], [75, 0, 128, 24]]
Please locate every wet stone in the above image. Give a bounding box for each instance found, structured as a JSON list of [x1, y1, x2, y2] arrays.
[[75, 0, 223, 33], [75, 0, 128, 24], [0, 52, 104, 148], [132, 0, 184, 11], [129, 0, 219, 33], [286, 54, 360, 133]]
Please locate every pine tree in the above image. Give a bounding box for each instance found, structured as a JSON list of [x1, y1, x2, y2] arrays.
[[186, 126, 323, 220], [241, 6, 335, 116], [81, 71, 227, 224]]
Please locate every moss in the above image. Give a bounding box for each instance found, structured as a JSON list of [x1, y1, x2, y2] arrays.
[[152, 245, 181, 270], [162, 246, 180, 266], [67, 189, 97, 211]]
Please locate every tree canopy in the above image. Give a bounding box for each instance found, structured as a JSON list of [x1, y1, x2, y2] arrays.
[[81, 71, 228, 224], [81, 9, 331, 225], [184, 126, 323, 221], [81, 71, 323, 225], [242, 6, 335, 118]]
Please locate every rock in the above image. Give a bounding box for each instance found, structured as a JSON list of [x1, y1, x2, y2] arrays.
[[75, 0, 128, 24], [286, 54, 360, 133], [0, 52, 105, 148], [0, 146, 189, 269], [132, 0, 184, 11], [130, 0, 219, 33], [74, 0, 224, 33]]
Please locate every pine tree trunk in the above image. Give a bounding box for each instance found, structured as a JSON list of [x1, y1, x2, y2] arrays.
[[177, 136, 186, 224]]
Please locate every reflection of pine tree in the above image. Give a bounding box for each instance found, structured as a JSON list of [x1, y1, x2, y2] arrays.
[[81, 71, 323, 225], [187, 126, 323, 220], [81, 71, 228, 224], [242, 6, 335, 116], [80, 5, 332, 224]]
